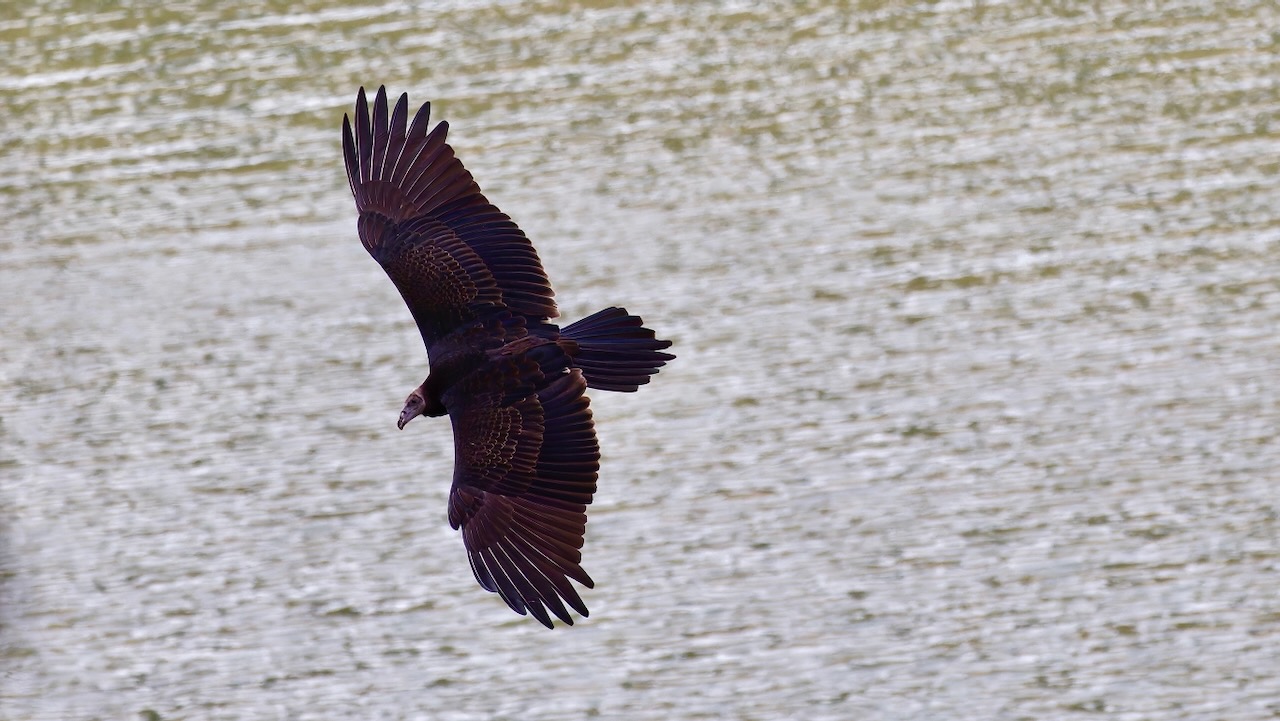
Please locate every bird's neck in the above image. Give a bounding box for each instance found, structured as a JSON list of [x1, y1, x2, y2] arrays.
[[413, 376, 444, 417], [420, 353, 476, 417]]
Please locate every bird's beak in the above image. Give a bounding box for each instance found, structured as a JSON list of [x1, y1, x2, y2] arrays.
[[397, 405, 420, 430]]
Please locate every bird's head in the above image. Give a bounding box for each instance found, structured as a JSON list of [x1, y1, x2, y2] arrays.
[[398, 382, 445, 429], [397, 388, 425, 430]]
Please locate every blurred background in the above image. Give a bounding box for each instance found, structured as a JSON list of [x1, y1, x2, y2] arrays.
[[3, 1, 1280, 718]]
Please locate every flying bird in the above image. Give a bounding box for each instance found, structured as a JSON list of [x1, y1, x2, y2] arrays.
[[341, 86, 674, 628]]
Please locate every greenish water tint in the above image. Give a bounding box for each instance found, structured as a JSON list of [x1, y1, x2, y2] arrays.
[[4, 1, 1280, 718]]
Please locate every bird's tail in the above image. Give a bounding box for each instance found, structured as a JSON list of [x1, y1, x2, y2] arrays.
[[559, 307, 675, 392]]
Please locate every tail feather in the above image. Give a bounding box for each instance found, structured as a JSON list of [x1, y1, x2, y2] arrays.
[[559, 307, 674, 392]]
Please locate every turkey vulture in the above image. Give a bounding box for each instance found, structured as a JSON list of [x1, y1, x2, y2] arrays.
[[341, 86, 674, 628]]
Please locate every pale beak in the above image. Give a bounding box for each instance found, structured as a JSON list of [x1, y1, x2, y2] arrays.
[[397, 405, 421, 430]]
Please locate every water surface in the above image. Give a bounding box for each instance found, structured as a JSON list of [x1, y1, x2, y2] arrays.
[[3, 2, 1280, 719]]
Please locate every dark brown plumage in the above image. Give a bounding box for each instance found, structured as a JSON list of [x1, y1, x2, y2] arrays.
[[342, 86, 674, 628]]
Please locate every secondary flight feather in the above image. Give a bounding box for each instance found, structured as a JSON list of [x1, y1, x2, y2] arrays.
[[341, 86, 674, 628]]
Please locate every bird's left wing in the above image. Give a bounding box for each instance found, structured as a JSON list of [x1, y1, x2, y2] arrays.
[[442, 360, 600, 627]]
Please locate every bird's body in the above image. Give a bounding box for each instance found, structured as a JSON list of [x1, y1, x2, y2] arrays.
[[341, 86, 673, 627]]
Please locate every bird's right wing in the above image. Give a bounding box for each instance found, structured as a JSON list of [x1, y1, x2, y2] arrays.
[[342, 86, 559, 352], [442, 360, 600, 627]]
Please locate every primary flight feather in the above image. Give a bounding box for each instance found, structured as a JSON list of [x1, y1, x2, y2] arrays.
[[341, 86, 674, 628]]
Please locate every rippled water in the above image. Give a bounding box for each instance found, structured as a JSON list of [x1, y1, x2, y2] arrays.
[[4, 1, 1280, 718]]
